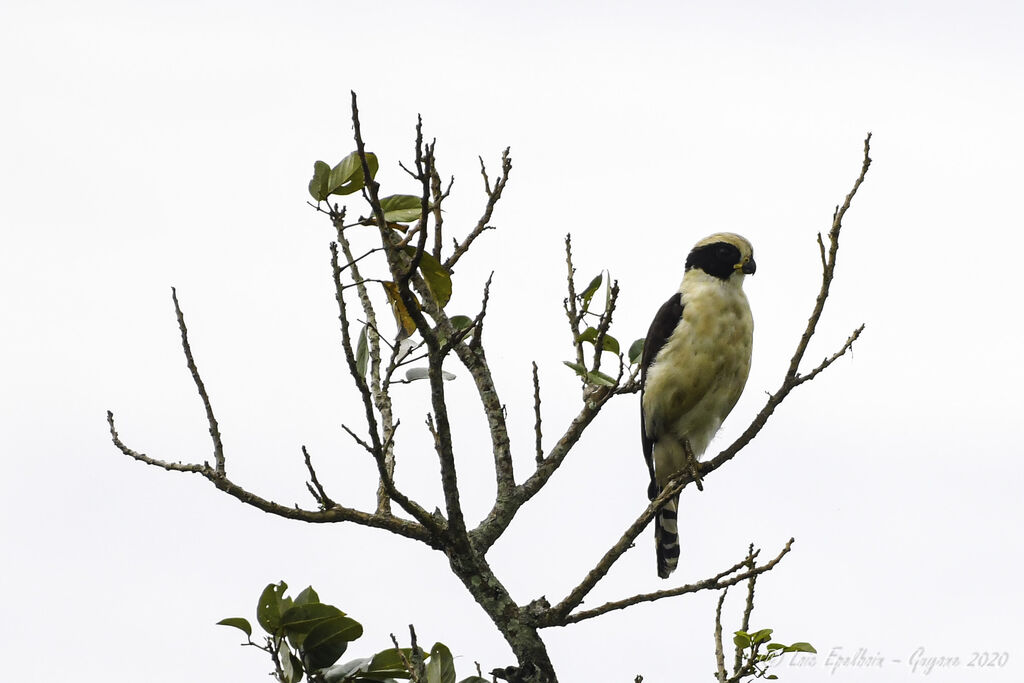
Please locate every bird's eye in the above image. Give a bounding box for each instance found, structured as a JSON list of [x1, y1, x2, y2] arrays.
[[717, 245, 731, 259]]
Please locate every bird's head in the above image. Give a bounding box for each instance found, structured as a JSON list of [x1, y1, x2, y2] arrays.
[[684, 233, 756, 282]]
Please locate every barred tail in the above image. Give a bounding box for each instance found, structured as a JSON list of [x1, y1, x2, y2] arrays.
[[655, 494, 680, 579]]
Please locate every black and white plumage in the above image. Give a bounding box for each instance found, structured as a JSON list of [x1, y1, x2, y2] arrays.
[[640, 233, 756, 578]]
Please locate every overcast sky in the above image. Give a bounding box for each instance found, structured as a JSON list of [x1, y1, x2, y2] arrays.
[[2, 1, 1022, 681]]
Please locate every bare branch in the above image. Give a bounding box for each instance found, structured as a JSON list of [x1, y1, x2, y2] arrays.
[[714, 588, 729, 683], [469, 273, 493, 351], [351, 95, 470, 545], [171, 288, 225, 476], [690, 134, 873, 486], [444, 147, 511, 271], [539, 474, 689, 624], [546, 539, 794, 627], [562, 235, 585, 369], [336, 224, 397, 514], [786, 133, 872, 382], [471, 384, 616, 552], [590, 280, 619, 375], [734, 545, 757, 675], [792, 324, 865, 387], [532, 362, 543, 463], [430, 161, 452, 261], [302, 445, 336, 509], [107, 411, 437, 546]]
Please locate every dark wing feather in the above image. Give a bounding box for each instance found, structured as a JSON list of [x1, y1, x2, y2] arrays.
[[640, 293, 684, 499]]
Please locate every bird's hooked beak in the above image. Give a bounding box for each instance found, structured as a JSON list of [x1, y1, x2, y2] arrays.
[[735, 257, 756, 275]]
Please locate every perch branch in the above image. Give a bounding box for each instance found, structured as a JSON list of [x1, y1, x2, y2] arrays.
[[546, 539, 793, 626]]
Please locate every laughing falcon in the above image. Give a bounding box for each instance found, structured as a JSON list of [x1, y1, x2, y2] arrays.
[[640, 233, 755, 578]]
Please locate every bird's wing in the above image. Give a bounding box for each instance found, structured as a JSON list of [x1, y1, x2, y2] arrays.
[[640, 292, 684, 499]]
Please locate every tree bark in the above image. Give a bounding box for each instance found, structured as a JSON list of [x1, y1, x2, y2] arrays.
[[446, 548, 556, 682]]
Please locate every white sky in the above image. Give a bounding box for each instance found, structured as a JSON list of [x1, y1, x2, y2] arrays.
[[2, 1, 1022, 681]]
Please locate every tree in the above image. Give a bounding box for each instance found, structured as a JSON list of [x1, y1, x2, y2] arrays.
[[107, 93, 872, 682]]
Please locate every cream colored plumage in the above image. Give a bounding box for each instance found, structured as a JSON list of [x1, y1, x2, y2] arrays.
[[640, 233, 755, 578]]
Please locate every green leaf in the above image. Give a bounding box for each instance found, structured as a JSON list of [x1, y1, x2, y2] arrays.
[[362, 647, 420, 679], [293, 586, 320, 606], [562, 360, 588, 379], [449, 315, 473, 330], [766, 643, 785, 651], [586, 370, 616, 387], [322, 657, 371, 682], [290, 653, 305, 682], [328, 151, 380, 196], [751, 629, 774, 645], [457, 678, 492, 683], [309, 161, 332, 202], [303, 615, 364, 669], [628, 338, 645, 365], [257, 582, 288, 636], [281, 603, 346, 633], [426, 643, 456, 683], [564, 361, 615, 387], [403, 247, 452, 308], [380, 195, 425, 223], [216, 617, 252, 638], [784, 642, 816, 654], [438, 315, 474, 346], [766, 676, 778, 680], [281, 639, 303, 683], [733, 631, 751, 649], [576, 327, 620, 355], [578, 273, 602, 312], [356, 326, 369, 378]]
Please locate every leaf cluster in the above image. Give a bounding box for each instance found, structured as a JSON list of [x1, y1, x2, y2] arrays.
[[218, 582, 487, 683], [730, 629, 816, 681], [562, 266, 644, 389], [311, 148, 464, 386]]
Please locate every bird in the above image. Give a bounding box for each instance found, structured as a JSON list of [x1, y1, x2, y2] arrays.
[[640, 233, 756, 578]]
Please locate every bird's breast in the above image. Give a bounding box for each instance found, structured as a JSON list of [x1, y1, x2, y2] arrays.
[[642, 281, 753, 456]]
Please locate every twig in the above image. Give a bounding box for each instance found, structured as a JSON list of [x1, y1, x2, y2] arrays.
[[562, 235, 585, 368], [786, 133, 871, 382], [339, 246, 385, 273], [714, 588, 729, 683], [445, 147, 511, 271], [409, 624, 426, 680], [107, 410, 438, 545], [541, 472, 692, 624], [341, 423, 375, 455], [470, 380, 616, 552], [389, 632, 416, 679], [692, 134, 873, 485], [546, 539, 794, 626], [430, 162, 452, 261], [336, 220, 397, 515], [302, 445, 336, 509], [352, 93, 468, 544], [734, 545, 757, 675], [171, 288, 225, 476], [532, 362, 543, 463], [469, 273, 493, 350], [590, 280, 619, 375]]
